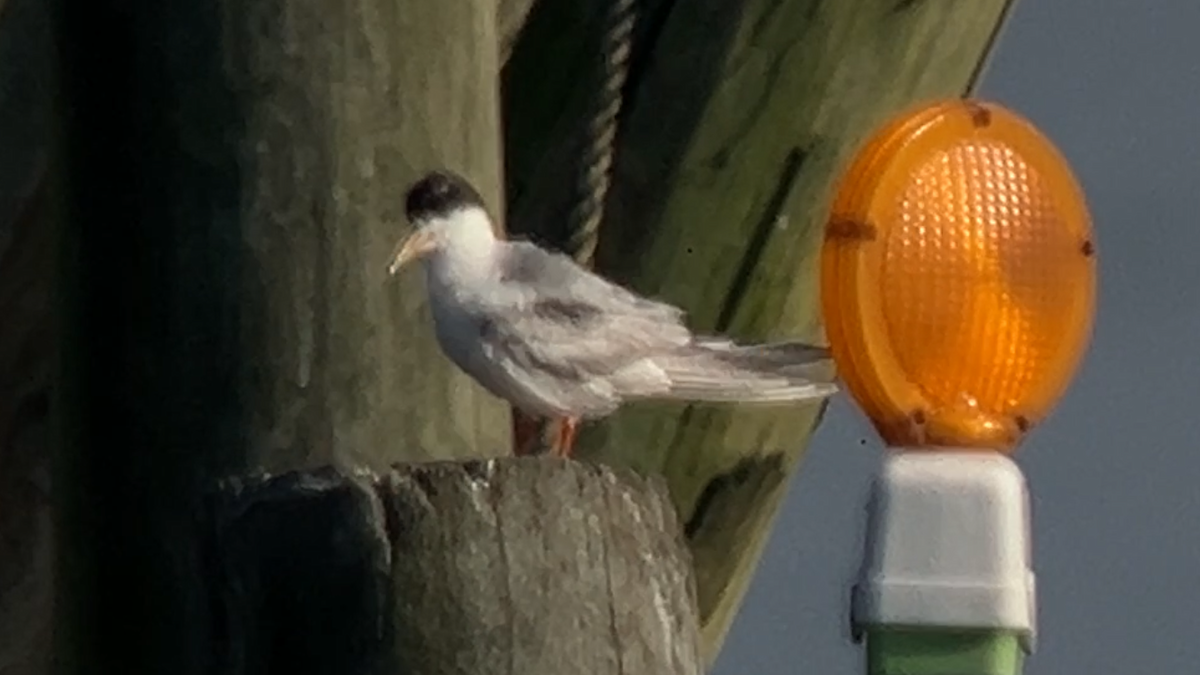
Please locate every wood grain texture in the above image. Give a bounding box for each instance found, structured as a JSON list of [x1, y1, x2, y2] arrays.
[[503, 0, 1013, 661], [225, 0, 512, 468], [56, 0, 509, 672], [212, 460, 702, 675]]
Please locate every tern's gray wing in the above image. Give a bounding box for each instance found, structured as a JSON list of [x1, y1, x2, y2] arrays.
[[476, 241, 692, 414]]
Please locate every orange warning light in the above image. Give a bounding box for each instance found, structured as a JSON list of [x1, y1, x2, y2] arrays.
[[821, 99, 1096, 451]]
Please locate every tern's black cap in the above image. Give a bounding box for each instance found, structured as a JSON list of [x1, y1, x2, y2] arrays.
[[404, 170, 486, 223]]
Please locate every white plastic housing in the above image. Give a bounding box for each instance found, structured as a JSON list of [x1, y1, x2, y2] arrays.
[[851, 450, 1036, 651]]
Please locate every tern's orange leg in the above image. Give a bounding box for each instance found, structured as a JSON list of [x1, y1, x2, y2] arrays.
[[551, 416, 580, 458], [512, 409, 542, 457]]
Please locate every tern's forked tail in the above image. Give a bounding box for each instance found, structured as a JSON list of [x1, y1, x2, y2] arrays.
[[649, 339, 839, 405]]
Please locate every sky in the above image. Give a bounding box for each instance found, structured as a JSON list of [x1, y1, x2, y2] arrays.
[[715, 1, 1200, 674]]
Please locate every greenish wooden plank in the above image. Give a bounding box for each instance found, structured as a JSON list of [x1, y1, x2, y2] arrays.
[[503, 0, 1013, 662]]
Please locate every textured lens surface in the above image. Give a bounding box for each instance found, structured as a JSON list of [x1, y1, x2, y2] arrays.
[[881, 139, 1088, 424]]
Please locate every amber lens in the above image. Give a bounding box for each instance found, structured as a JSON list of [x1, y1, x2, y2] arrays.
[[822, 101, 1096, 450]]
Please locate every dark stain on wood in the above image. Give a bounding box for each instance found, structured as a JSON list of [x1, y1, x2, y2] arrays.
[[684, 453, 785, 540]]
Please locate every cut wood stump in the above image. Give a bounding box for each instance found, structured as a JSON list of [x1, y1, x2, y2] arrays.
[[211, 459, 703, 675]]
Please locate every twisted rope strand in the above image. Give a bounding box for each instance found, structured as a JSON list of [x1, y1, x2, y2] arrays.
[[567, 0, 637, 267]]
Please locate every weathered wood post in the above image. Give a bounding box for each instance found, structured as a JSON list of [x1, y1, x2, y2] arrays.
[[211, 461, 701, 675]]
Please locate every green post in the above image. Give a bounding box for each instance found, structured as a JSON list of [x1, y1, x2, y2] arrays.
[[866, 630, 1024, 675]]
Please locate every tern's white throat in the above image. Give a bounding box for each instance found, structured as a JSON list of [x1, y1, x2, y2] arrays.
[[421, 205, 501, 285]]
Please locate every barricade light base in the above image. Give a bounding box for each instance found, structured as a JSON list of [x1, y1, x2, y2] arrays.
[[851, 450, 1036, 659], [863, 628, 1023, 675]]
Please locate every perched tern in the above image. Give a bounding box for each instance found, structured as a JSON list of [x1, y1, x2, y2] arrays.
[[387, 170, 837, 457]]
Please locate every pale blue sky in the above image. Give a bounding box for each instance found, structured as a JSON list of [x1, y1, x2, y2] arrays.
[[717, 1, 1200, 673]]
